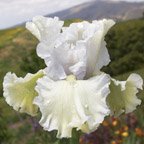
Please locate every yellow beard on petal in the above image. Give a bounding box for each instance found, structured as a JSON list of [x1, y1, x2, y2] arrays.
[[66, 75, 76, 81]]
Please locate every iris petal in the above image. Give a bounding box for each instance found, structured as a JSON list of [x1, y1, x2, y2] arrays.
[[85, 19, 115, 78], [34, 73, 110, 138], [107, 73, 143, 116], [26, 16, 64, 59], [3, 70, 44, 116]]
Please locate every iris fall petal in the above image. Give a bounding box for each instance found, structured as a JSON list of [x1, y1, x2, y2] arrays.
[[107, 73, 143, 116], [3, 70, 44, 116], [34, 73, 110, 138]]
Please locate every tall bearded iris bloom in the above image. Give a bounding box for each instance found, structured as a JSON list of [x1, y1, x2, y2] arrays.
[[3, 16, 143, 138]]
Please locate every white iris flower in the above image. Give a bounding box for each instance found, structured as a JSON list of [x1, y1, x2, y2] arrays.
[[3, 16, 143, 138]]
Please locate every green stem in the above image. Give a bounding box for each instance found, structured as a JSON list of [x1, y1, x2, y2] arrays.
[[58, 130, 82, 144]]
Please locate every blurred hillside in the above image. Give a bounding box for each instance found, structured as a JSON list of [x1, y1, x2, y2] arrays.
[[104, 19, 144, 76]]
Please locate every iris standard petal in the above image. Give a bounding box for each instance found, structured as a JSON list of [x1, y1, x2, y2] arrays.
[[85, 19, 115, 78], [34, 73, 110, 138], [107, 73, 143, 116], [26, 17, 115, 80], [44, 41, 87, 80], [26, 16, 64, 42], [3, 70, 44, 116], [26, 16, 64, 59]]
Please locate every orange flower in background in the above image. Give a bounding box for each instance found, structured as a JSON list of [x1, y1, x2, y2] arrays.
[[117, 139, 122, 143], [111, 140, 122, 144], [111, 140, 117, 144], [111, 117, 119, 127], [135, 128, 144, 137], [112, 120, 118, 127], [123, 126, 128, 131], [79, 137, 83, 144], [115, 130, 120, 135], [102, 120, 109, 127]]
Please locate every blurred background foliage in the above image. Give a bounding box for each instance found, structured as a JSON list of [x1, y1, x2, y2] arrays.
[[104, 19, 144, 76], [0, 18, 144, 144]]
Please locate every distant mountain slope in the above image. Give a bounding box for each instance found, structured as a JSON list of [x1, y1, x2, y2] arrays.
[[48, 1, 144, 20], [123, 7, 144, 20]]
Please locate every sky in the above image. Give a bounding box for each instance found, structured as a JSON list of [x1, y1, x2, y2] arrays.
[[0, 0, 144, 29]]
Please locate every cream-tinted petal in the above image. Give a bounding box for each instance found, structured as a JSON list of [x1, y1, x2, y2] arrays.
[[3, 70, 44, 116], [124, 74, 143, 113], [34, 73, 110, 138], [107, 73, 143, 116]]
